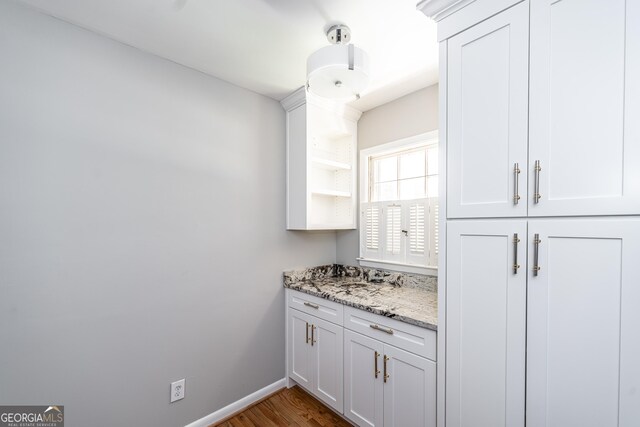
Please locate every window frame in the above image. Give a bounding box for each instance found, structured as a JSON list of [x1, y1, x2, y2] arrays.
[[358, 131, 439, 275]]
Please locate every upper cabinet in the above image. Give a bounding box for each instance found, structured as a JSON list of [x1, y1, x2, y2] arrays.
[[529, 0, 640, 216], [443, 0, 640, 219], [282, 88, 361, 230], [446, 1, 529, 218]]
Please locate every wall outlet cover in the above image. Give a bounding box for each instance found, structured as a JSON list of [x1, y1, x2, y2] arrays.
[[170, 378, 185, 403]]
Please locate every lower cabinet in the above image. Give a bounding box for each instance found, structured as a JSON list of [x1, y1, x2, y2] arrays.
[[286, 289, 437, 427], [288, 308, 343, 412], [344, 330, 436, 427], [446, 218, 640, 427]]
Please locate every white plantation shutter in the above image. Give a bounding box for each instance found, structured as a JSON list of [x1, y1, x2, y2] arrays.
[[359, 138, 438, 269], [360, 202, 382, 259], [429, 197, 439, 266], [405, 199, 429, 266], [384, 203, 404, 262], [360, 199, 436, 267]]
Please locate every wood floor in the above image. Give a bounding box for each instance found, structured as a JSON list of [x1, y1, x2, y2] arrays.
[[213, 386, 353, 427]]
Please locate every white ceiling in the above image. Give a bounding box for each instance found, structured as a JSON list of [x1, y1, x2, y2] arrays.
[[18, 0, 439, 111]]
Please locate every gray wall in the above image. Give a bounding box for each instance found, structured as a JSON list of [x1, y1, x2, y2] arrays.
[[0, 2, 336, 426], [336, 84, 439, 266]]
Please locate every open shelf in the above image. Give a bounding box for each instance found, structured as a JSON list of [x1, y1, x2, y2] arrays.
[[311, 189, 352, 198], [282, 87, 360, 230], [311, 157, 352, 171]]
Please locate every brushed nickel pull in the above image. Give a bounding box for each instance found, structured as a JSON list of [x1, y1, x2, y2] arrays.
[[370, 324, 394, 335], [311, 325, 316, 346], [514, 163, 521, 205], [383, 355, 390, 383], [513, 233, 520, 274], [533, 233, 541, 276], [305, 322, 310, 344], [534, 160, 542, 203], [374, 351, 380, 378], [304, 302, 319, 309]]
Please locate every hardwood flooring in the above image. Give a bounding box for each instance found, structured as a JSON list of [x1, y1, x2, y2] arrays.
[[212, 386, 353, 427]]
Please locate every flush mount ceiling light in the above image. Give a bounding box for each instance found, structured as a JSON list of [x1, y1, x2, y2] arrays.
[[306, 25, 370, 100]]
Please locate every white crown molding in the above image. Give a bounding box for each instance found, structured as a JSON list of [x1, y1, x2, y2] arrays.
[[280, 86, 363, 122], [280, 86, 306, 111], [416, 0, 477, 21]]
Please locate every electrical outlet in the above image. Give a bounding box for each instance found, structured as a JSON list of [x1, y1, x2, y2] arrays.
[[170, 379, 185, 403]]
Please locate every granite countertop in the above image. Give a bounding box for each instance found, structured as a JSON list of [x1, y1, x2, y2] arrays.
[[283, 265, 438, 331]]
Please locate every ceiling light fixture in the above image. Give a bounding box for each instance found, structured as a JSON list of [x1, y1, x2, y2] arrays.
[[306, 25, 370, 100]]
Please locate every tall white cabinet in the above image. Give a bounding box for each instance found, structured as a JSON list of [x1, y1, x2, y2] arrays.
[[529, 0, 640, 216], [418, 0, 640, 426], [527, 219, 640, 427], [446, 1, 529, 218], [281, 88, 362, 230]]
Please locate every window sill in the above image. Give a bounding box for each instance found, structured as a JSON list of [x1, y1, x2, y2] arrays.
[[357, 258, 438, 276]]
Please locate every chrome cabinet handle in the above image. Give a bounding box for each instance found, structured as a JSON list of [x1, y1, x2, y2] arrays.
[[374, 351, 380, 378], [311, 325, 316, 346], [383, 355, 390, 383], [513, 233, 520, 274], [534, 160, 542, 203], [533, 233, 541, 276], [304, 302, 319, 309], [305, 322, 310, 344], [514, 163, 521, 205], [370, 324, 394, 335]]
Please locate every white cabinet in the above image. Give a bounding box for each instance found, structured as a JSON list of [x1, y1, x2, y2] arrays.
[[445, 218, 640, 427], [424, 0, 640, 426], [344, 330, 384, 427], [446, 220, 526, 427], [446, 1, 529, 219], [287, 307, 344, 413], [286, 289, 436, 427], [343, 306, 436, 427], [288, 309, 314, 390], [445, 0, 640, 219], [526, 218, 640, 427], [344, 330, 436, 427], [529, 0, 640, 216], [311, 316, 344, 412], [383, 344, 436, 427], [281, 88, 362, 230]]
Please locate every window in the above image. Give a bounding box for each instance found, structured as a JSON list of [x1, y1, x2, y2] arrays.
[[359, 132, 439, 272]]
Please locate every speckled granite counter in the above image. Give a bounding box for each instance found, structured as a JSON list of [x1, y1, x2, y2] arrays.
[[283, 265, 438, 331]]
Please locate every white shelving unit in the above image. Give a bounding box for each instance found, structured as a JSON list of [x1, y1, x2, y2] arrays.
[[281, 87, 361, 230]]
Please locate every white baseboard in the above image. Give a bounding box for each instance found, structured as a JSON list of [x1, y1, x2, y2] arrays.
[[184, 378, 286, 427]]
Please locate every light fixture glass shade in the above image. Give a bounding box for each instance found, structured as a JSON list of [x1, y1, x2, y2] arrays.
[[306, 44, 370, 99]]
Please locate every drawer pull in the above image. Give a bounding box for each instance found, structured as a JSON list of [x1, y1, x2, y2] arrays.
[[513, 162, 521, 205], [311, 325, 316, 346], [374, 351, 380, 378], [534, 160, 542, 203], [383, 355, 390, 383], [513, 233, 520, 274], [370, 324, 394, 335], [305, 322, 310, 344], [533, 233, 542, 276], [304, 302, 320, 309]]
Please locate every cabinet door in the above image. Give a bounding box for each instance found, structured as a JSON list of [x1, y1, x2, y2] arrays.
[[529, 0, 640, 216], [446, 220, 527, 427], [447, 1, 529, 218], [310, 316, 344, 413], [383, 344, 436, 427], [344, 330, 384, 427], [288, 309, 313, 390], [527, 218, 640, 427]]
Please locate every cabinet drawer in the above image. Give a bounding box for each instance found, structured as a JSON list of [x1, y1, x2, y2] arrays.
[[344, 306, 436, 361], [287, 289, 344, 326]]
